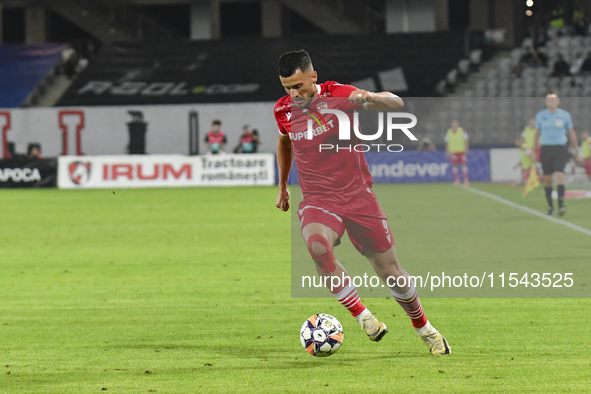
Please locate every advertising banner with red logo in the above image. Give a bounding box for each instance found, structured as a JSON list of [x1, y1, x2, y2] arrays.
[[58, 154, 275, 189]]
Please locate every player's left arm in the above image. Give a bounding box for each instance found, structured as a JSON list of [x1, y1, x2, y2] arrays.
[[348, 90, 404, 111]]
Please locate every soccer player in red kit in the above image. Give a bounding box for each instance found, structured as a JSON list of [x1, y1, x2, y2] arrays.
[[274, 50, 450, 355]]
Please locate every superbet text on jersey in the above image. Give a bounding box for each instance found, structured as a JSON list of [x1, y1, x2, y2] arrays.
[[274, 81, 374, 201]]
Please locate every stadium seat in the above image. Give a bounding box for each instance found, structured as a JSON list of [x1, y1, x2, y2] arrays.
[[535, 77, 548, 88], [511, 87, 524, 97], [560, 86, 572, 96], [535, 68, 549, 78], [561, 77, 574, 88], [557, 37, 570, 50], [548, 78, 560, 89], [470, 50, 483, 66], [474, 88, 487, 97], [522, 68, 535, 78], [511, 80, 524, 90], [446, 69, 459, 86], [535, 86, 548, 97], [458, 59, 471, 76], [510, 48, 522, 64], [570, 87, 582, 97], [522, 38, 533, 48], [435, 80, 447, 96]]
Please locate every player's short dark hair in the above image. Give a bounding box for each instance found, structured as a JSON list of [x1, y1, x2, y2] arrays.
[[212, 119, 221, 126], [278, 50, 313, 78], [547, 90, 560, 97]]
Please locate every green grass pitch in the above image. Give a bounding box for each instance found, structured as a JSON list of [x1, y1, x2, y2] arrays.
[[0, 184, 590, 393]]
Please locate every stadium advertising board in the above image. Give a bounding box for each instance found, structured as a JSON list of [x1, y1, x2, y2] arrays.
[[366, 150, 490, 183], [0, 157, 57, 188], [283, 150, 490, 184], [58, 154, 274, 189]]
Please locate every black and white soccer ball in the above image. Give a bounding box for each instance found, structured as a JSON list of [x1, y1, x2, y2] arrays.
[[300, 313, 344, 357]]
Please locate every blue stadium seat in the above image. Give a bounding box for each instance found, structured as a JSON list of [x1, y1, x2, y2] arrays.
[[0, 44, 64, 108]]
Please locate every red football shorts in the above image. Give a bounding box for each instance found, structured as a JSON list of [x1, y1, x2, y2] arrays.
[[449, 152, 467, 166], [297, 187, 395, 255], [584, 158, 591, 176]]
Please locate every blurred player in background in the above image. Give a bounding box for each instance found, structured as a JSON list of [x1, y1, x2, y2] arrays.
[[445, 120, 469, 185], [274, 50, 450, 355], [534, 92, 578, 216], [522, 117, 540, 161], [522, 118, 542, 180], [578, 129, 591, 181], [514, 136, 536, 185], [205, 119, 227, 154]]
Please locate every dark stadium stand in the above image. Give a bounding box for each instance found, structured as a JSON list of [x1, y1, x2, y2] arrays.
[[0, 44, 65, 108], [56, 32, 466, 106]]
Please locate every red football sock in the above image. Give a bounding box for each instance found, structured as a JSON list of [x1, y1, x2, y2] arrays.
[[390, 279, 427, 328]]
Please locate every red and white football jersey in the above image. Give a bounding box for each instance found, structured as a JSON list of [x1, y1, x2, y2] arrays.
[[274, 81, 373, 202]]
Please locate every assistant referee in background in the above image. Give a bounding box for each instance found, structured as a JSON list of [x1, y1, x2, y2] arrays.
[[534, 92, 578, 216]]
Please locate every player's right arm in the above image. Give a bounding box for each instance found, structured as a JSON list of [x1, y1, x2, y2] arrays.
[[276, 133, 292, 212]]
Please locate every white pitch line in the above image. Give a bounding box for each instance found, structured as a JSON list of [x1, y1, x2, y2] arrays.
[[461, 185, 591, 237]]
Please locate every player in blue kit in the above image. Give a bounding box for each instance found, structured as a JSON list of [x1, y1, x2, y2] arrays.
[[534, 92, 578, 216]]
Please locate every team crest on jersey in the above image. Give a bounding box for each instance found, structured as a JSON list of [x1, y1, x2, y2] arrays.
[[555, 118, 564, 127], [316, 101, 328, 110]]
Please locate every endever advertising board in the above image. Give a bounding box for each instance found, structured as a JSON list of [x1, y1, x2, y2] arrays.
[[58, 154, 275, 189], [282, 150, 491, 185]]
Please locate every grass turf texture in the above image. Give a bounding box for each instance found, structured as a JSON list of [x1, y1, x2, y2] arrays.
[[0, 184, 590, 393]]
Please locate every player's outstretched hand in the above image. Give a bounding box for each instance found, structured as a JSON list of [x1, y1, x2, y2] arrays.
[[349, 89, 374, 105], [276, 188, 290, 212]]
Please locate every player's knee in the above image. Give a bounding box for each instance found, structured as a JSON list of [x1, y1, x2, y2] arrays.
[[307, 234, 336, 273], [309, 241, 327, 257]]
